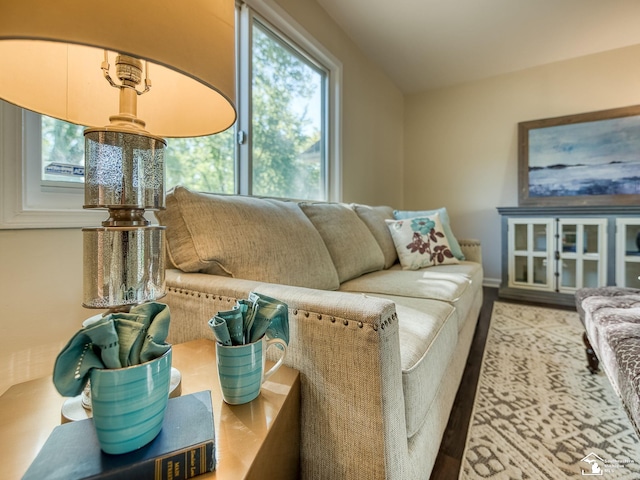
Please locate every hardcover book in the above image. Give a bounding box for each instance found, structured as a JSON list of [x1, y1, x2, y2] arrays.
[[23, 390, 215, 480]]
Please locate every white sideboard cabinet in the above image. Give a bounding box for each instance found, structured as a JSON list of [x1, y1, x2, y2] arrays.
[[498, 206, 640, 306], [616, 218, 640, 289]]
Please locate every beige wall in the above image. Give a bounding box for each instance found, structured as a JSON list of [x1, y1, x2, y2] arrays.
[[0, 0, 405, 393], [0, 229, 87, 394], [404, 44, 640, 284]]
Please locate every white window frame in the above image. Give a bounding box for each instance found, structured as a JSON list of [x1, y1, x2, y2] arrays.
[[0, 102, 104, 228], [0, 1, 342, 228]]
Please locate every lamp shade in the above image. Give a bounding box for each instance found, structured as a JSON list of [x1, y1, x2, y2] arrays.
[[0, 0, 236, 137]]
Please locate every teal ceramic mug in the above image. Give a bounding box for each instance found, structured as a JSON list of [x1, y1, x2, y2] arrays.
[[89, 348, 172, 454], [216, 337, 287, 405]]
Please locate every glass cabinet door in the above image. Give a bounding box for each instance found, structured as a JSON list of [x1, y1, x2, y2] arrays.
[[557, 219, 606, 293], [616, 218, 640, 288], [508, 219, 554, 290]]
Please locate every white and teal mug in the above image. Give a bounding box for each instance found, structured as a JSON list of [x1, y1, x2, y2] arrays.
[[89, 348, 172, 454], [216, 337, 287, 405]]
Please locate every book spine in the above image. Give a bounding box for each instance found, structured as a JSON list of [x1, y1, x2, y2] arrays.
[[92, 441, 215, 480], [155, 442, 215, 480]]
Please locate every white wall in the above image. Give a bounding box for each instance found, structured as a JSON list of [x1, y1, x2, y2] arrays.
[[404, 44, 640, 285]]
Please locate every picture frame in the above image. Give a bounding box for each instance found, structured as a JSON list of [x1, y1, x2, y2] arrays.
[[518, 105, 640, 206]]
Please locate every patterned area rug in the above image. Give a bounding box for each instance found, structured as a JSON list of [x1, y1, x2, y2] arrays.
[[459, 301, 640, 479]]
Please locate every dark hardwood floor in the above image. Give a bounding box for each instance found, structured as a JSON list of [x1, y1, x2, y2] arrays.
[[429, 286, 497, 480]]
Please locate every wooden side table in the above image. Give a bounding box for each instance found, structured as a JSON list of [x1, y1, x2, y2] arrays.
[[0, 339, 300, 479]]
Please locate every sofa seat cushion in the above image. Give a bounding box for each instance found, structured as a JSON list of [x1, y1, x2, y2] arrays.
[[340, 262, 480, 329], [389, 299, 458, 438], [157, 187, 340, 290], [300, 202, 385, 283]]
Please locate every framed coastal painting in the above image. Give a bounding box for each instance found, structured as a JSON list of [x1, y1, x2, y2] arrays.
[[518, 105, 640, 206]]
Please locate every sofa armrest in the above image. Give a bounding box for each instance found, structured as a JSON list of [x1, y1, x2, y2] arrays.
[[164, 269, 407, 479], [458, 238, 482, 264], [163, 270, 263, 344]]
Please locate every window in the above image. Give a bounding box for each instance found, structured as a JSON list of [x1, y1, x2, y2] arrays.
[[250, 19, 326, 200], [165, 130, 237, 195], [41, 116, 85, 185], [0, 0, 341, 228], [0, 105, 106, 228], [167, 5, 335, 201]]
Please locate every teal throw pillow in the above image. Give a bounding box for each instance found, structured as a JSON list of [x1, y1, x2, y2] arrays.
[[393, 207, 465, 260], [385, 214, 459, 270]]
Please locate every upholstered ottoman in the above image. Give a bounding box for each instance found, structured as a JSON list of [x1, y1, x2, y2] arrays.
[[575, 287, 640, 319], [575, 287, 640, 435], [575, 287, 640, 372]]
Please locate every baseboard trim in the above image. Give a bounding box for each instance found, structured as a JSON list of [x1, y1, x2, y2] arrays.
[[482, 277, 500, 289]]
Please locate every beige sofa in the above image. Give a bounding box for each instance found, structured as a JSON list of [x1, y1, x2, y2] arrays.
[[157, 186, 483, 480]]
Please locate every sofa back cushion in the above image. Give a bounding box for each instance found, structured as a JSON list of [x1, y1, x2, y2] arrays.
[[157, 187, 340, 290], [300, 202, 385, 283], [351, 204, 398, 269]]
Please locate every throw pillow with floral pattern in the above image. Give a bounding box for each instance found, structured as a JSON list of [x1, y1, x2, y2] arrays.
[[385, 213, 459, 270]]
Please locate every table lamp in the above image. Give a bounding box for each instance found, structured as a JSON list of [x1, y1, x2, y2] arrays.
[[0, 1, 236, 311]]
